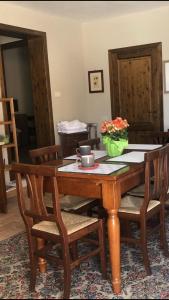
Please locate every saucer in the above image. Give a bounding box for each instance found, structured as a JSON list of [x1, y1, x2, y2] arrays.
[[78, 163, 99, 170]]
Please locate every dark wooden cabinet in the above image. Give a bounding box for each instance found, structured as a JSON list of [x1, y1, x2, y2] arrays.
[[59, 131, 88, 157]]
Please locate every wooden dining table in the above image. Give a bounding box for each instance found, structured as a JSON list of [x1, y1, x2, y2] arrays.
[[40, 153, 145, 295]]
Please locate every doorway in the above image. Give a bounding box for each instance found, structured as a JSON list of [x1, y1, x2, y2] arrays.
[[1, 39, 36, 162], [0, 23, 55, 163], [108, 42, 163, 143]]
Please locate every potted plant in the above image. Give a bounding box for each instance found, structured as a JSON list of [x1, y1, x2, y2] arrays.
[[100, 117, 129, 157], [0, 134, 10, 144]]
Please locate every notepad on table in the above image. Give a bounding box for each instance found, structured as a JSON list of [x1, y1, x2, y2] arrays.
[[106, 151, 146, 163], [126, 144, 162, 150], [58, 162, 127, 175]]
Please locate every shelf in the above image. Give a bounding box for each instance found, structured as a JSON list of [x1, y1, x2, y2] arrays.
[[0, 121, 12, 125], [0, 97, 19, 162], [2, 143, 15, 148], [0, 164, 12, 171], [0, 97, 19, 213], [5, 164, 12, 171]]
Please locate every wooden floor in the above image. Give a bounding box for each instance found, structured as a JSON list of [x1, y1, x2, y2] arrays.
[[0, 189, 25, 241]]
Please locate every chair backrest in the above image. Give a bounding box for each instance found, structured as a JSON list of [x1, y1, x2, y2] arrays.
[[78, 138, 100, 150], [159, 143, 169, 202], [141, 147, 164, 213], [29, 145, 62, 164], [11, 163, 67, 237], [152, 132, 169, 145]]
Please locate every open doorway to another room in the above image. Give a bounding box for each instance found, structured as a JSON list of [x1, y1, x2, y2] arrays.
[[0, 23, 55, 214], [0, 23, 55, 167], [2, 39, 37, 162]]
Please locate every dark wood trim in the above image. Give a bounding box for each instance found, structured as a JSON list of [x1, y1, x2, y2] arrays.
[[0, 23, 55, 147], [0, 46, 6, 97], [108, 42, 162, 57], [42, 34, 55, 145], [0, 23, 46, 39], [1, 39, 26, 50]]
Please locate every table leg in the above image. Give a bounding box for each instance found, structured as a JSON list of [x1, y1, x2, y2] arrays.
[[107, 209, 121, 294], [37, 238, 47, 273], [102, 181, 121, 294]]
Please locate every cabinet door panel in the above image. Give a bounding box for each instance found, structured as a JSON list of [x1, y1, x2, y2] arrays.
[[59, 132, 88, 157], [109, 42, 163, 143]]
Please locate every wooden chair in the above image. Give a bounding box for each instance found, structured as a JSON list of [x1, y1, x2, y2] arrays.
[[127, 144, 169, 204], [11, 163, 106, 299], [29, 144, 63, 164], [77, 137, 107, 218], [78, 137, 101, 150], [152, 131, 169, 145], [29, 145, 99, 215], [162, 144, 169, 208], [119, 145, 169, 275]]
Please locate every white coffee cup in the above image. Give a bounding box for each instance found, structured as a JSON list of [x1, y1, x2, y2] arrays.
[[76, 145, 91, 156], [81, 154, 95, 167]]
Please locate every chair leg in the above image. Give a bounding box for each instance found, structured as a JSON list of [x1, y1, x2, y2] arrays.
[[62, 245, 71, 299], [98, 220, 107, 278], [160, 206, 169, 256], [140, 220, 151, 276], [98, 207, 107, 220], [28, 235, 37, 291], [124, 220, 132, 237], [70, 241, 78, 260]]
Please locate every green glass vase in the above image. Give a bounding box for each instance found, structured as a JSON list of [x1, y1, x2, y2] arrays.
[[102, 136, 128, 157]]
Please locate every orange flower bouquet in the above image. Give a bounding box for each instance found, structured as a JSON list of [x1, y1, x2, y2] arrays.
[[100, 117, 129, 157]]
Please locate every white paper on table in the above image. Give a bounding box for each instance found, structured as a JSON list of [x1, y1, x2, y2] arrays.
[[58, 162, 127, 175], [106, 151, 146, 163], [126, 144, 162, 150], [64, 150, 107, 160]]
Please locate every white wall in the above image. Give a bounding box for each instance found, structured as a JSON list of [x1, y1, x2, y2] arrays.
[[82, 6, 169, 134], [0, 2, 86, 143], [1, 3, 169, 143]]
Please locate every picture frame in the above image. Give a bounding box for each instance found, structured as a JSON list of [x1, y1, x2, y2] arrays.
[[88, 70, 104, 93], [164, 60, 169, 93]]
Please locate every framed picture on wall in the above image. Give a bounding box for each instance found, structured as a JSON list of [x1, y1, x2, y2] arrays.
[[88, 70, 104, 93], [164, 60, 169, 93]]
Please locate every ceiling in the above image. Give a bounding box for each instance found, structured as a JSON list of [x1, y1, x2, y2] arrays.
[[4, 1, 169, 22]]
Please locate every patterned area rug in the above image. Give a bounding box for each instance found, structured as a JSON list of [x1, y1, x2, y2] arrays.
[[1, 218, 169, 299]]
